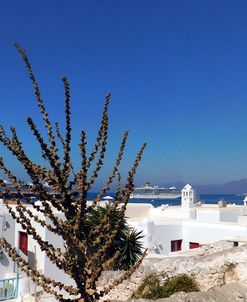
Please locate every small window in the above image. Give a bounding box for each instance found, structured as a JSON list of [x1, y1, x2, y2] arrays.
[[189, 242, 201, 249], [171, 239, 182, 252], [19, 231, 28, 255]]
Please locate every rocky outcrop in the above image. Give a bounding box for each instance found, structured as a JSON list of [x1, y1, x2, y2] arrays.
[[132, 283, 247, 302], [102, 241, 247, 301]]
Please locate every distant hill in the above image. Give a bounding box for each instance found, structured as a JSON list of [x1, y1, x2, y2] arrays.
[[195, 179, 247, 195], [162, 179, 247, 195]]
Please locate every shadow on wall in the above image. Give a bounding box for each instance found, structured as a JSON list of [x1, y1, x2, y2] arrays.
[[28, 251, 36, 268], [0, 251, 9, 267]]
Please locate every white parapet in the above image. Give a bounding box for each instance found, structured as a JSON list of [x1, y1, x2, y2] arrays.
[[238, 216, 247, 225]]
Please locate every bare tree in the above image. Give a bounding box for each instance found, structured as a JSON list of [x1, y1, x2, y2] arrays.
[[0, 44, 147, 302]]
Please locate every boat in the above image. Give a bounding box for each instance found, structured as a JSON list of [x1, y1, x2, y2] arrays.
[[130, 182, 181, 199], [0, 179, 61, 202]]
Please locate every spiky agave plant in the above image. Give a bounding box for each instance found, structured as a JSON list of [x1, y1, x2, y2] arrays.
[[0, 44, 147, 302], [115, 228, 144, 271], [86, 204, 144, 271]]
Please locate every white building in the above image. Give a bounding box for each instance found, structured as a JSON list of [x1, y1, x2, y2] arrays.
[[1, 184, 247, 300], [0, 203, 74, 301], [126, 185, 247, 255]]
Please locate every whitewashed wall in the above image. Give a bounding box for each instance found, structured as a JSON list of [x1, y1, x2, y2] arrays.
[[219, 207, 247, 222], [183, 220, 247, 247], [128, 219, 183, 255], [196, 208, 220, 222], [0, 207, 16, 278], [128, 208, 247, 256], [125, 203, 153, 219]]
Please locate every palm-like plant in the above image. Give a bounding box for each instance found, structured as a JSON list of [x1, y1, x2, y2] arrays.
[[87, 205, 143, 270], [86, 204, 144, 271], [115, 228, 144, 270]]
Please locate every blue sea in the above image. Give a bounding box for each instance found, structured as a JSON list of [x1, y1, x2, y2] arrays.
[[88, 193, 245, 207]]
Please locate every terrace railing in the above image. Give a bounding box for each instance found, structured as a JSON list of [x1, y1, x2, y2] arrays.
[[0, 277, 18, 301]]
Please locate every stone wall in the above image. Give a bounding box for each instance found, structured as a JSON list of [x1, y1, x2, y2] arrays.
[[101, 241, 247, 301]]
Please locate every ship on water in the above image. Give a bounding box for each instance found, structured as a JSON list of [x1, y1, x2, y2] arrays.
[[130, 182, 181, 199], [0, 179, 61, 202]]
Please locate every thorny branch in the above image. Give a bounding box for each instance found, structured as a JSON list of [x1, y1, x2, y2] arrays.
[[0, 44, 147, 302]]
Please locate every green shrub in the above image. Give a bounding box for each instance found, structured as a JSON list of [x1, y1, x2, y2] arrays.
[[132, 274, 199, 299], [132, 274, 164, 299], [162, 274, 199, 297]]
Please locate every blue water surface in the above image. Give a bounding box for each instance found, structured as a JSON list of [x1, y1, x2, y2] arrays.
[[87, 193, 245, 208]]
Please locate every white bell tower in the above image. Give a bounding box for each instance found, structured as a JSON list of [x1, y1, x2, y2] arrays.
[[180, 184, 197, 219], [181, 184, 197, 208]]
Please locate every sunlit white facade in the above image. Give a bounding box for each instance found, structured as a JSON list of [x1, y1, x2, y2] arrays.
[[1, 184, 247, 300]]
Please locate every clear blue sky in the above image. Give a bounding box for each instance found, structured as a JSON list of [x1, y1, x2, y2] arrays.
[[0, 0, 247, 189]]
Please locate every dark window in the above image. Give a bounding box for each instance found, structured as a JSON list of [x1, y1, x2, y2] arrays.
[[189, 242, 201, 249], [171, 239, 182, 252], [19, 231, 28, 255]]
